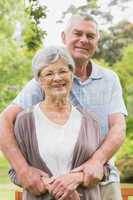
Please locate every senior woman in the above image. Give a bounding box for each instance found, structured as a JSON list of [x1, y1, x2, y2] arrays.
[[9, 46, 107, 200]]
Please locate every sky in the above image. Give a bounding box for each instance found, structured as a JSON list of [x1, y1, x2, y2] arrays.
[[34, 0, 133, 46], [39, 0, 86, 45]]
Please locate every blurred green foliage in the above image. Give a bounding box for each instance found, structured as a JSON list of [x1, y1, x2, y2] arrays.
[[0, 0, 47, 111]]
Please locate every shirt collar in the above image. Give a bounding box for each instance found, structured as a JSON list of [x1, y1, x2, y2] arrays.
[[90, 60, 104, 79], [73, 60, 104, 81]]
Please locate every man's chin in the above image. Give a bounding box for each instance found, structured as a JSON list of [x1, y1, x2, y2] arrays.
[[73, 52, 89, 60], [74, 55, 89, 63]]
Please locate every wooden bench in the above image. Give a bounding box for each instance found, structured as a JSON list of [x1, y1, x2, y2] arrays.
[[15, 191, 22, 200], [15, 188, 133, 200], [121, 188, 133, 200]]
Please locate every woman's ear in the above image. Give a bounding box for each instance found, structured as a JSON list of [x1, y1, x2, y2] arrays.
[[70, 72, 74, 81], [38, 77, 42, 87]]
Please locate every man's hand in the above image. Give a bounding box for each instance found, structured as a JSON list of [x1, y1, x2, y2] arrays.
[[82, 159, 104, 187], [72, 160, 104, 187], [64, 190, 80, 200], [47, 172, 82, 200], [17, 165, 49, 196]]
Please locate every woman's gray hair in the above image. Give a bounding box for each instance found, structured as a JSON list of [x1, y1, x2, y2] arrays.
[[32, 46, 75, 80]]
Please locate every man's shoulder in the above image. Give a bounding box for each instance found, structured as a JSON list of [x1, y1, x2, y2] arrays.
[[21, 78, 41, 91], [93, 62, 119, 81], [12, 79, 44, 109]]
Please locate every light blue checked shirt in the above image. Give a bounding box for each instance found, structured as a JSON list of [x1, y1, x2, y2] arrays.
[[13, 61, 127, 184]]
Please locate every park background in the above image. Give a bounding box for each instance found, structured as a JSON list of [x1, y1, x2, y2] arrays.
[[0, 0, 133, 199]]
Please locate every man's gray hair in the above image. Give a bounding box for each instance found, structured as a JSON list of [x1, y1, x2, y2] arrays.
[[65, 13, 98, 33], [32, 46, 75, 80]]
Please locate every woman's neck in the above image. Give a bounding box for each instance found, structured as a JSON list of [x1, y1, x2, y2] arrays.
[[40, 97, 72, 125], [43, 96, 70, 112]]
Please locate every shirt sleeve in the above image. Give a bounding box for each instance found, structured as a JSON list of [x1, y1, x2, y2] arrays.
[[109, 73, 128, 116], [12, 79, 44, 109]]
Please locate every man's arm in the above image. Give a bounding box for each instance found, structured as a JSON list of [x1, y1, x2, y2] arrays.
[[0, 104, 24, 170], [0, 104, 47, 195], [74, 71, 127, 187], [91, 113, 126, 164], [73, 113, 126, 187]]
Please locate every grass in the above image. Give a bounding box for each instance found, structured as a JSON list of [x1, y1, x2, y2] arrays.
[[0, 151, 22, 199], [0, 151, 10, 184], [0, 189, 15, 200]]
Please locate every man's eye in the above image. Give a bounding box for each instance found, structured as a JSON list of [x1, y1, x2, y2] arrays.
[[87, 35, 95, 39], [74, 32, 81, 36]]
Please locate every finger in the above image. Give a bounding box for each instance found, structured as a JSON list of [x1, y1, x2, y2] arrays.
[[58, 189, 74, 200], [51, 184, 65, 196], [58, 191, 68, 200], [42, 178, 51, 191], [48, 176, 57, 183], [50, 178, 63, 191], [42, 177, 51, 184], [71, 166, 84, 172], [40, 171, 49, 178], [38, 179, 47, 193], [54, 190, 64, 199]]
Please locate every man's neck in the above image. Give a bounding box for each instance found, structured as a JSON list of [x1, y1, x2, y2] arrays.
[[75, 61, 92, 82]]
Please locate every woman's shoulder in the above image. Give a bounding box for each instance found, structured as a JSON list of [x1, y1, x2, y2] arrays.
[[15, 106, 36, 125], [14, 106, 36, 139]]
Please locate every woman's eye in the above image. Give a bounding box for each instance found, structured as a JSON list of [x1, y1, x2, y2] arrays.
[[46, 73, 53, 76], [41, 72, 53, 77], [60, 70, 68, 74]]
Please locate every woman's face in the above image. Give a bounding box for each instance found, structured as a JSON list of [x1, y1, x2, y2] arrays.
[[39, 59, 73, 99]]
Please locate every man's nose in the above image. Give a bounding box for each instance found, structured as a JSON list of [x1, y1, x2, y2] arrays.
[[80, 34, 88, 43]]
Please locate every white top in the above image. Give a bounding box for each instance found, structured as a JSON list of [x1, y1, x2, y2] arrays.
[[34, 104, 82, 176]]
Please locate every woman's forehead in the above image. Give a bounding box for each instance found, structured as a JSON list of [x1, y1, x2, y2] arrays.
[[41, 59, 69, 72]]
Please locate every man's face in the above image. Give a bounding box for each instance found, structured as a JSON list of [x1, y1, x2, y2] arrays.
[[62, 20, 99, 63]]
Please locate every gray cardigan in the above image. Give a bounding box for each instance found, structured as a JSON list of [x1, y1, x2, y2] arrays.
[[9, 107, 106, 200]]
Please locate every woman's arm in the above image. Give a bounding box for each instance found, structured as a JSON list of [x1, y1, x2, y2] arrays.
[[4, 107, 48, 195]]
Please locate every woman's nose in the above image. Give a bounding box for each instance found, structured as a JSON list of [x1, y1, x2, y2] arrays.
[[53, 72, 62, 80]]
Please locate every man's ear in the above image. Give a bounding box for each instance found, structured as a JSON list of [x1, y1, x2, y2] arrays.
[[97, 31, 101, 41], [61, 31, 66, 44]]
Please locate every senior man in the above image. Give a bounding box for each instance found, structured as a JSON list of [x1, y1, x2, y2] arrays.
[[0, 14, 127, 199]]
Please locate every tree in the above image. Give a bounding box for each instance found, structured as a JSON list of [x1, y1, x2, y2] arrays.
[[0, 0, 47, 111], [95, 22, 133, 65], [59, 0, 132, 26], [24, 0, 47, 50], [113, 44, 133, 115]]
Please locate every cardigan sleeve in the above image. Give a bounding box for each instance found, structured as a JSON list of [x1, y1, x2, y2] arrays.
[[8, 111, 30, 187]]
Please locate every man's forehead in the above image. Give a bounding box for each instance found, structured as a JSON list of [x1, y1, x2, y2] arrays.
[[68, 20, 98, 33], [68, 19, 97, 30]]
